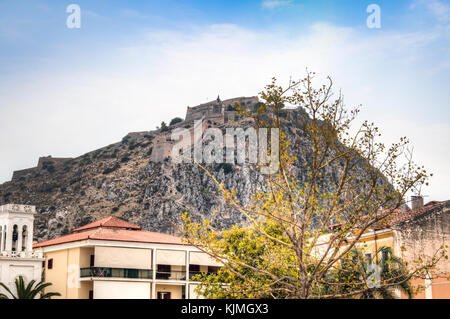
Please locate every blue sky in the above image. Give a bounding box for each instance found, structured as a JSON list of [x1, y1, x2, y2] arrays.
[[0, 0, 449, 201]]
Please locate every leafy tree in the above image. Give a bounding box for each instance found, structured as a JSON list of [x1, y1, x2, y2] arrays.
[[169, 117, 183, 126], [0, 276, 61, 299], [321, 246, 413, 299], [183, 72, 447, 299], [160, 121, 169, 132]]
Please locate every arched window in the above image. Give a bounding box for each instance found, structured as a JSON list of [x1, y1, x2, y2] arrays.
[[2, 225, 6, 251], [12, 224, 18, 251], [22, 225, 28, 251], [0, 225, 3, 252]]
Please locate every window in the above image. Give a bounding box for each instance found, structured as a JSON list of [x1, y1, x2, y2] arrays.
[[90, 255, 95, 267], [89, 290, 94, 299], [208, 266, 220, 274], [156, 264, 171, 280], [125, 269, 138, 278], [189, 264, 200, 272], [157, 292, 171, 299], [48, 258, 53, 269]]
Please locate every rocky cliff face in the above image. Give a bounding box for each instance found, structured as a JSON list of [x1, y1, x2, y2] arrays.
[[0, 104, 356, 242]]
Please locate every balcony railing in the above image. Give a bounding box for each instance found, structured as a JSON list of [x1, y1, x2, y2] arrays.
[[80, 267, 152, 279], [155, 270, 187, 281], [79, 268, 218, 281]]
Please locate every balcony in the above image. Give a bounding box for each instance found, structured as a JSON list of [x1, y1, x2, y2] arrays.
[[80, 267, 152, 280], [155, 270, 187, 281], [79, 268, 217, 281]]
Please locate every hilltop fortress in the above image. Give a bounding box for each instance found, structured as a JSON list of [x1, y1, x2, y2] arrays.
[[185, 96, 259, 124], [150, 96, 259, 162], [10, 96, 261, 179]]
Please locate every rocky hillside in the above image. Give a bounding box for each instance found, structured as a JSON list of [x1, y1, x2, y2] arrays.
[[0, 100, 368, 242]]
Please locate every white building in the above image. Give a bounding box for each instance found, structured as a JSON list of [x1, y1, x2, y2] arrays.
[[33, 216, 222, 299], [0, 204, 44, 296]]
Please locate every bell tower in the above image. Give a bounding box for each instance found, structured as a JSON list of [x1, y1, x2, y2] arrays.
[[0, 204, 35, 256]]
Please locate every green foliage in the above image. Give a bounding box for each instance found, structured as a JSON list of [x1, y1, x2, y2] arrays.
[[160, 121, 169, 132], [189, 222, 296, 299], [102, 163, 120, 174], [144, 134, 154, 140], [169, 117, 183, 126], [128, 142, 138, 150], [183, 72, 440, 299], [0, 276, 61, 299], [42, 161, 55, 173], [321, 246, 413, 299], [216, 163, 233, 174]]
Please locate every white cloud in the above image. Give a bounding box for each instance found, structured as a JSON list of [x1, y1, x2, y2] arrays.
[[411, 0, 450, 23], [261, 0, 292, 10]]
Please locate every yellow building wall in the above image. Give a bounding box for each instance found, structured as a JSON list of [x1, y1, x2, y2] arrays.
[[80, 247, 94, 268], [353, 232, 395, 261], [79, 281, 93, 299], [43, 246, 94, 299], [44, 249, 69, 299]]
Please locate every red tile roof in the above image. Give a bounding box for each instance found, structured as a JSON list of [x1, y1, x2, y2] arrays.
[[33, 216, 183, 248], [387, 200, 450, 227], [73, 216, 141, 232], [327, 200, 450, 232]]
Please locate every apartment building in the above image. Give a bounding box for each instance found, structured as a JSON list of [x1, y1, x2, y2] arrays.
[[316, 197, 450, 299], [33, 216, 222, 299]]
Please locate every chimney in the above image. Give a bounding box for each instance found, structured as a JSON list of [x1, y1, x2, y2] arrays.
[[411, 195, 424, 210], [399, 200, 410, 212]]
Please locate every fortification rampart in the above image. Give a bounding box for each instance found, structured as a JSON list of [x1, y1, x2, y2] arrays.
[[11, 156, 72, 181]]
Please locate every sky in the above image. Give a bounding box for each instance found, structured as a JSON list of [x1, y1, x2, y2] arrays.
[[0, 0, 449, 201]]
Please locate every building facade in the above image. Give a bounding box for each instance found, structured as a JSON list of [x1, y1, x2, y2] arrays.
[[33, 216, 222, 299], [316, 197, 450, 299], [0, 204, 44, 296]]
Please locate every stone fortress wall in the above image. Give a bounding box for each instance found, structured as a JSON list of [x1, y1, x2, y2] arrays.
[[185, 96, 258, 123], [12, 156, 72, 181], [10, 97, 261, 175], [150, 96, 259, 162]]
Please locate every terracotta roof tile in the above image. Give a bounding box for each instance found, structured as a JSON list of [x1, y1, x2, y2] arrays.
[[328, 200, 450, 232], [73, 216, 141, 232], [33, 216, 183, 248], [389, 200, 450, 226], [378, 200, 450, 229]]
